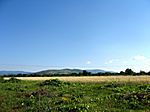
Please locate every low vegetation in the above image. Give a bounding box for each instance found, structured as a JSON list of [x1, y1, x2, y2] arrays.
[[0, 77, 150, 111]]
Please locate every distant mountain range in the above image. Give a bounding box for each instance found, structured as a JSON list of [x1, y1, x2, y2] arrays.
[[36, 69, 113, 75], [36, 69, 82, 75], [0, 69, 113, 75], [0, 71, 31, 75], [87, 69, 112, 73]]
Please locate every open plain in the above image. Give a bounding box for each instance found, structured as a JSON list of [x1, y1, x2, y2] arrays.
[[4, 76, 150, 82]]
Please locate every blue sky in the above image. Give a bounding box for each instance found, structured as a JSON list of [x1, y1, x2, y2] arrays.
[[0, 0, 150, 72]]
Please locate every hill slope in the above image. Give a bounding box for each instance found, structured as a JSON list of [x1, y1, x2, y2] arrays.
[[36, 69, 82, 75], [0, 71, 31, 75], [36, 69, 112, 75]]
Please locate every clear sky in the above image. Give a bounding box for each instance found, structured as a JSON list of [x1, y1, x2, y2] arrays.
[[0, 0, 150, 72]]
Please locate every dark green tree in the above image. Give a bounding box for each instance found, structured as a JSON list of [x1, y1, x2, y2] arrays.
[[139, 70, 146, 75], [147, 71, 150, 75], [120, 71, 125, 75], [125, 68, 134, 75], [82, 70, 91, 76]]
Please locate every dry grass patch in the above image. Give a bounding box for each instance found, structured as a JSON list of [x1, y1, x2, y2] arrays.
[[4, 76, 150, 83]]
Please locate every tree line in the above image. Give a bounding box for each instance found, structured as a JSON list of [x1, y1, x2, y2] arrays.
[[1, 68, 150, 77]]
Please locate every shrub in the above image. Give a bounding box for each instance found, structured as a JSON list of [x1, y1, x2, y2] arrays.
[[0, 76, 4, 83], [39, 79, 64, 87], [6, 77, 21, 83], [57, 104, 89, 112]]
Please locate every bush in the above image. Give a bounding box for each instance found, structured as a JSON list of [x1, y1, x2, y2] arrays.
[[0, 76, 4, 83], [39, 79, 71, 87], [6, 77, 21, 83], [57, 104, 89, 112], [39, 79, 63, 86]]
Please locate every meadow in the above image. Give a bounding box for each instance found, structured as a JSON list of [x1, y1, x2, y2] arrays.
[[4, 76, 150, 82], [1, 77, 150, 112]]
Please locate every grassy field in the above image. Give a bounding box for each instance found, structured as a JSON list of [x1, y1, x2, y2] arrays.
[[4, 76, 150, 82], [1, 77, 150, 112]]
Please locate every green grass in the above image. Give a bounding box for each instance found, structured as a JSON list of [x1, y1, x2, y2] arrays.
[[0, 77, 150, 112]]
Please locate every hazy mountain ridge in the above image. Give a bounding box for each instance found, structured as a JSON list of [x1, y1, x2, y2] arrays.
[[36, 69, 112, 75], [86, 69, 113, 73], [36, 69, 83, 75], [0, 69, 113, 75], [0, 71, 31, 75]]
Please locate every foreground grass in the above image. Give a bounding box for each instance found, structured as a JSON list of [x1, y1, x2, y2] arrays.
[[0, 78, 150, 112]]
